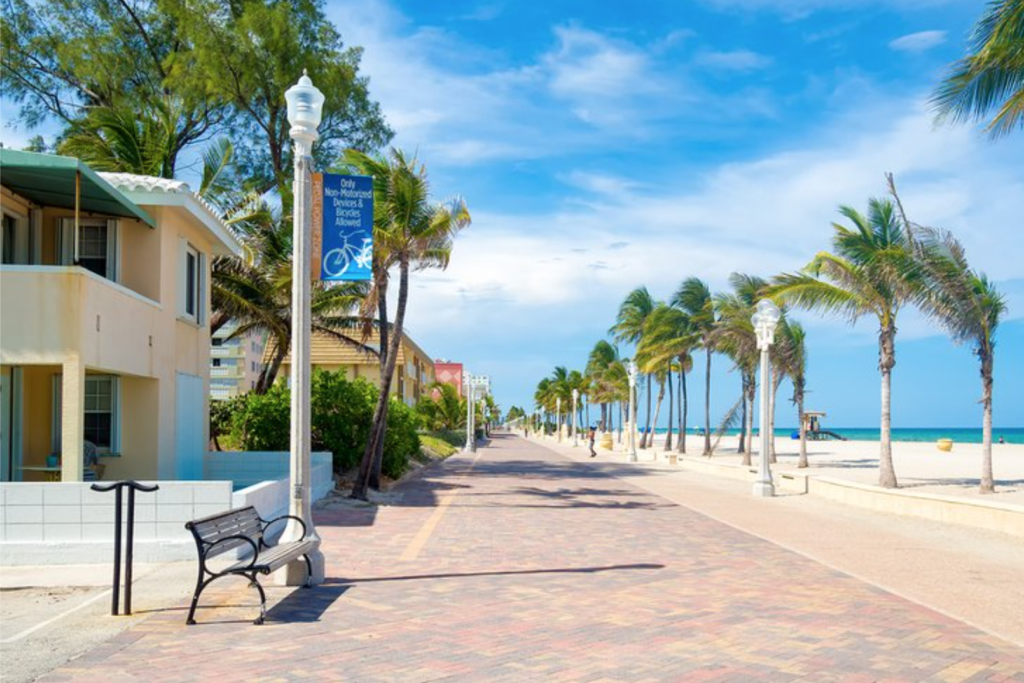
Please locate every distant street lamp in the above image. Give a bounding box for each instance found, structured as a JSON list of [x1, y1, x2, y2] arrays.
[[627, 360, 638, 462], [464, 373, 475, 453], [556, 397, 562, 443], [752, 299, 782, 497], [279, 71, 326, 586], [572, 388, 579, 447]]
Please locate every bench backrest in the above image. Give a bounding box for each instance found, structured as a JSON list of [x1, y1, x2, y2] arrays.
[[185, 506, 264, 558]]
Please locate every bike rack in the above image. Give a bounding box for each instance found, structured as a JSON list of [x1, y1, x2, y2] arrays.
[[90, 481, 160, 616]]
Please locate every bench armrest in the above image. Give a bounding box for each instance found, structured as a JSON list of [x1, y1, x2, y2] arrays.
[[204, 534, 260, 574], [260, 515, 307, 545]]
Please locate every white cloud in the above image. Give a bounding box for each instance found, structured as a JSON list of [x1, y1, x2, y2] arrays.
[[544, 26, 652, 98], [889, 30, 947, 53], [694, 49, 772, 71], [698, 0, 954, 17]]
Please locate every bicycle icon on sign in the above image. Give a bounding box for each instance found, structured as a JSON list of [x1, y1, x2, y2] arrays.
[[323, 233, 373, 278]]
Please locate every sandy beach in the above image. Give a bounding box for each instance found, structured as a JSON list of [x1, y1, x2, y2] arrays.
[[636, 434, 1024, 506]]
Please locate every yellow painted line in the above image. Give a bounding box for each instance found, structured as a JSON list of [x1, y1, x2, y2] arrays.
[[399, 450, 483, 561]]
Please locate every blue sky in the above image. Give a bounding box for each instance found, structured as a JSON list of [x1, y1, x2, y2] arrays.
[[3, 0, 1022, 428]]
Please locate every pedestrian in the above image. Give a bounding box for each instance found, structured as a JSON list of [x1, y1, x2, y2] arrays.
[[588, 425, 597, 457]]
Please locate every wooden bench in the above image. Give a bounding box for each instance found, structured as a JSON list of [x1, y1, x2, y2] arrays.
[[183, 506, 315, 625]]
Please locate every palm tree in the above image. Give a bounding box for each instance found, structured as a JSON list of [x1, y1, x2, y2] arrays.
[[610, 287, 657, 447], [917, 231, 1008, 492], [586, 340, 620, 431], [769, 198, 922, 488], [778, 321, 809, 468], [345, 148, 471, 499], [673, 278, 717, 455], [637, 304, 697, 452], [932, 0, 1024, 138], [417, 383, 467, 430]]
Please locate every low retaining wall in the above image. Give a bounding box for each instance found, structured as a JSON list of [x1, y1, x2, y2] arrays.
[[673, 455, 1024, 539], [1, 452, 336, 566]]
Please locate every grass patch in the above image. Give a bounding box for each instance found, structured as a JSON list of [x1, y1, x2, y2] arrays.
[[420, 434, 458, 459]]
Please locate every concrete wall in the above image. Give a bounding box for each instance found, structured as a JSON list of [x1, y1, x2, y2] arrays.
[[206, 451, 334, 498]]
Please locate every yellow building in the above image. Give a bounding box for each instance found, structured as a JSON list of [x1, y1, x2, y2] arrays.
[[0, 151, 242, 482], [278, 329, 436, 406]]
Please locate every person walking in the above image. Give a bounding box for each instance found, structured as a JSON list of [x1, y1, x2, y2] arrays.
[[588, 426, 597, 458]]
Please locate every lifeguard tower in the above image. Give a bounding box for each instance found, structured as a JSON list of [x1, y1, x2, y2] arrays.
[[799, 411, 847, 441]]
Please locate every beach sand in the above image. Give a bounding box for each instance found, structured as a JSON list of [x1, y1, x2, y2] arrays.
[[647, 434, 1024, 506]]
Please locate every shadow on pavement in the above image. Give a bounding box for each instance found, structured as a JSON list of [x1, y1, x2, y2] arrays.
[[326, 563, 665, 585]]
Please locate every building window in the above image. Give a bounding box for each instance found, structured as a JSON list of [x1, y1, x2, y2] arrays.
[[1, 213, 16, 264], [180, 239, 205, 324], [213, 358, 221, 367], [185, 245, 198, 318], [79, 222, 108, 278], [212, 338, 222, 346], [52, 375, 120, 454]]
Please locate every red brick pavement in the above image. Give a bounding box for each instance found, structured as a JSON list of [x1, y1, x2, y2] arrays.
[[42, 435, 1024, 682]]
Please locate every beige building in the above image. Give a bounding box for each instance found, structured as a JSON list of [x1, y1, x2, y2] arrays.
[[0, 150, 242, 483], [210, 321, 267, 401], [278, 329, 435, 407]]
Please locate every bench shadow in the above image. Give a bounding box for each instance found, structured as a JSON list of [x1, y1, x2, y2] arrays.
[[264, 584, 350, 624], [324, 563, 664, 586]]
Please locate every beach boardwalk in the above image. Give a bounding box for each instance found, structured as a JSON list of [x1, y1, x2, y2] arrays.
[[41, 435, 1024, 681]]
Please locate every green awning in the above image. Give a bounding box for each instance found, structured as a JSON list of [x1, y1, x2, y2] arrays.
[[0, 149, 155, 227]]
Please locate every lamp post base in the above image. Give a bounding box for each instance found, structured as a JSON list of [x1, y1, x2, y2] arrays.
[[277, 544, 325, 586], [752, 481, 775, 498]]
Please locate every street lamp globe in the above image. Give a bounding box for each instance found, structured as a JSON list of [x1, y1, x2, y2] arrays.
[[285, 71, 325, 151], [752, 298, 782, 350]]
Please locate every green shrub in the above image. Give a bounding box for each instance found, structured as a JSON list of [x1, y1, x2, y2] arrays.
[[311, 369, 376, 473], [382, 399, 421, 480], [229, 383, 290, 451]]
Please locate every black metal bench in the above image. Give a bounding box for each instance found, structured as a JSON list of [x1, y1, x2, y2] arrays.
[[183, 506, 315, 625]]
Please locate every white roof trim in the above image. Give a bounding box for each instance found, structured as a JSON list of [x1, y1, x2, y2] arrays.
[[98, 172, 244, 257]]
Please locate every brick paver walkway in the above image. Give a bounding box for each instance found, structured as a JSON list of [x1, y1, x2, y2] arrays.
[[44, 435, 1024, 681]]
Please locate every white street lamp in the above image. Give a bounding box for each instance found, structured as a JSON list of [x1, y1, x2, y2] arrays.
[[627, 360, 638, 462], [752, 298, 782, 497], [464, 373, 475, 453], [571, 388, 579, 447], [281, 71, 326, 586], [556, 397, 562, 443]]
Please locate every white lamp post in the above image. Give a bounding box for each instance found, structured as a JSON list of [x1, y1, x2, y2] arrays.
[[627, 360, 638, 462], [556, 397, 562, 443], [464, 373, 475, 453], [752, 299, 782, 497], [280, 71, 326, 586], [572, 388, 579, 447]]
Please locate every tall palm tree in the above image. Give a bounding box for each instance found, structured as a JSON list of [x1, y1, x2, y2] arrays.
[[932, 0, 1024, 138], [586, 340, 620, 431], [673, 278, 717, 455], [345, 148, 471, 499], [769, 198, 922, 488], [778, 321, 809, 468], [917, 231, 1008, 492], [637, 304, 697, 452], [611, 287, 657, 447]]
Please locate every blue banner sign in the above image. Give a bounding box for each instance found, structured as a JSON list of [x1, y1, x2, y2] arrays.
[[320, 173, 373, 281]]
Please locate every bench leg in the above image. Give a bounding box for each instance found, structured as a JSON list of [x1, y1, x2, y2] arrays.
[[302, 554, 313, 588], [249, 573, 267, 625], [186, 573, 213, 626]]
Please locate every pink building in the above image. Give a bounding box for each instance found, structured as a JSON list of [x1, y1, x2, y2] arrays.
[[434, 360, 463, 398]]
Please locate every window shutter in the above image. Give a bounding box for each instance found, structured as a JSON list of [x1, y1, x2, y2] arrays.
[[58, 218, 75, 265], [51, 374, 63, 452], [198, 251, 207, 326], [106, 219, 119, 281], [29, 210, 42, 264], [177, 237, 188, 317], [111, 376, 121, 453]]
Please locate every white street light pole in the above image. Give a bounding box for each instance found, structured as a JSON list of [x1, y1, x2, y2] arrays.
[[556, 397, 562, 443], [627, 360, 638, 462], [572, 388, 579, 447], [752, 299, 782, 497], [464, 373, 475, 453], [281, 71, 325, 585]]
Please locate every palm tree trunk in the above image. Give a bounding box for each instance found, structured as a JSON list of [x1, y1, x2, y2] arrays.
[[641, 376, 652, 448], [369, 277, 390, 490], [878, 323, 898, 488], [980, 352, 994, 493], [678, 365, 687, 454], [650, 379, 665, 453], [769, 368, 782, 465], [255, 340, 287, 394], [742, 373, 755, 467], [585, 398, 590, 432], [352, 260, 410, 499], [738, 374, 748, 454], [797, 384, 808, 468], [703, 347, 712, 455], [664, 368, 674, 450]]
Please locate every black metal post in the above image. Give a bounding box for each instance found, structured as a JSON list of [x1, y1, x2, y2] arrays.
[[112, 486, 122, 616], [91, 481, 159, 617]]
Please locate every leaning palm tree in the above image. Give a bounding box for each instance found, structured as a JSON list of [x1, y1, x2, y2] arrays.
[[917, 231, 1008, 492], [932, 0, 1024, 138], [769, 198, 922, 488], [345, 148, 471, 499], [673, 278, 717, 455], [611, 287, 657, 447]]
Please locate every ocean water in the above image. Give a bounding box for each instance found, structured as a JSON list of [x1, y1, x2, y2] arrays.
[[648, 427, 1024, 445]]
